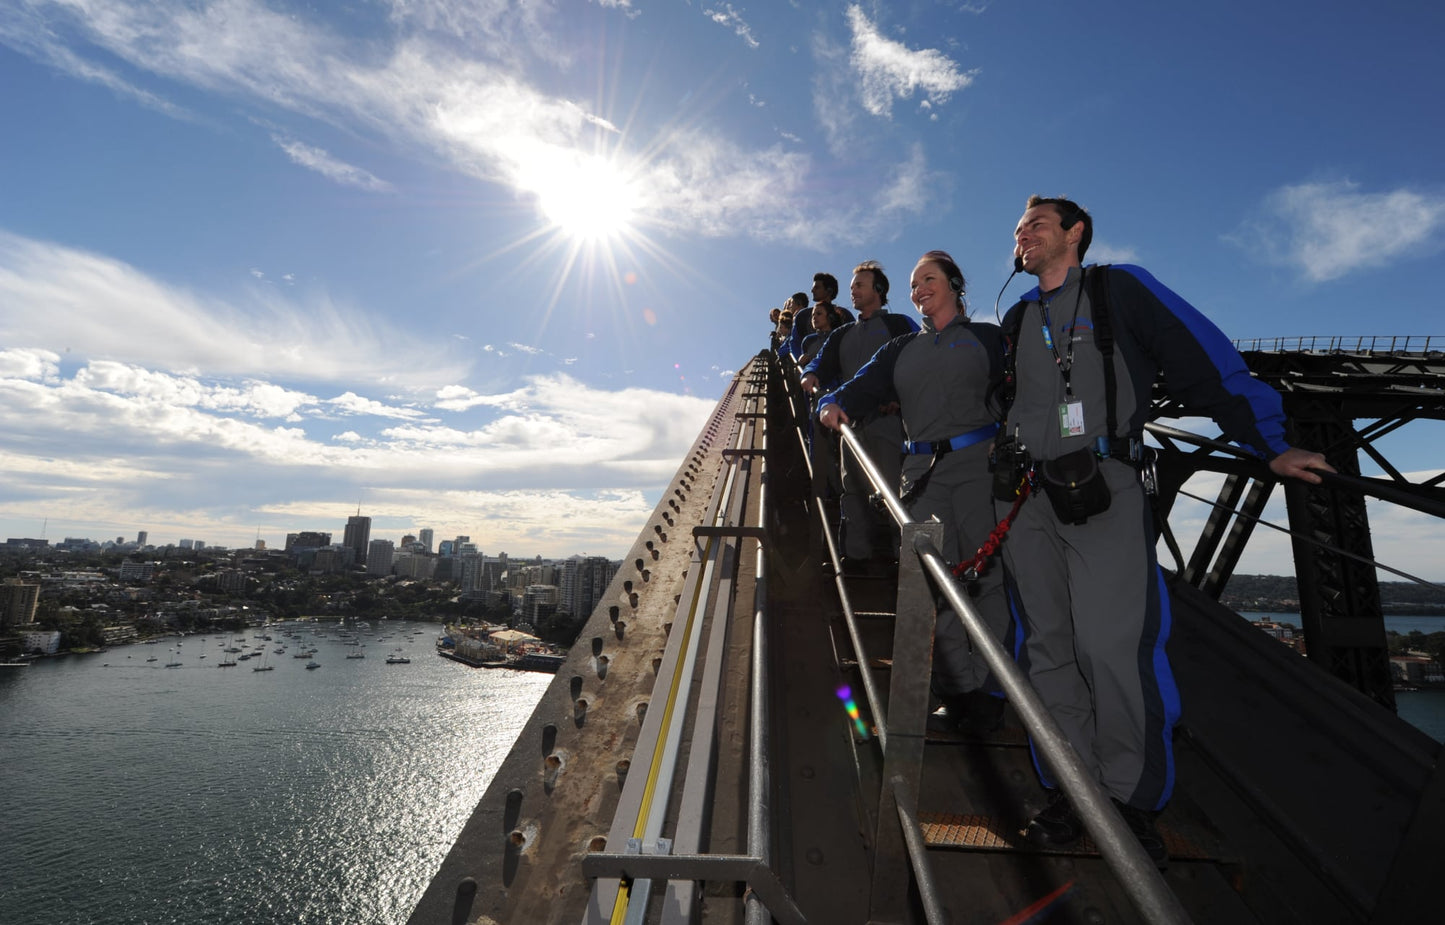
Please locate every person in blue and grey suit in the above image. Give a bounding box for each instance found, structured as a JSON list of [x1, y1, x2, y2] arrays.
[[802, 261, 920, 571], [1001, 194, 1333, 866], [817, 251, 1011, 733]]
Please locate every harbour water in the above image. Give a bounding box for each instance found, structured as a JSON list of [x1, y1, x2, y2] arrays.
[[0, 622, 550, 925], [1239, 611, 1445, 742], [3, 613, 1441, 925]]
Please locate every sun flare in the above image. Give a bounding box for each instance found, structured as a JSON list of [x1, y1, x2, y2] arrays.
[[530, 153, 641, 243]]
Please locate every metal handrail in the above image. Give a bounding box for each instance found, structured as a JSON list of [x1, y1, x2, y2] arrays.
[[776, 357, 892, 753], [1232, 335, 1444, 355], [1146, 422, 1445, 521], [745, 380, 777, 925]]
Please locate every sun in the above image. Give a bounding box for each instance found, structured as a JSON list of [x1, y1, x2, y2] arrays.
[[531, 152, 641, 243]]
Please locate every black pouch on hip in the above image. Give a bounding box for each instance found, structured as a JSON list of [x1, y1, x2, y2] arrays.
[[1038, 447, 1112, 525], [989, 436, 1032, 502]]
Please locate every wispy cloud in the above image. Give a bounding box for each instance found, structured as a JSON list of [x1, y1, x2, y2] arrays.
[[1088, 241, 1140, 265], [0, 0, 837, 247], [273, 136, 393, 192], [1230, 179, 1445, 282], [704, 4, 759, 49], [845, 5, 976, 118], [0, 230, 467, 388]]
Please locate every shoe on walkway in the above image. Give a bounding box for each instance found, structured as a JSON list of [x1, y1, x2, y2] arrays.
[[942, 691, 1004, 736], [1113, 800, 1169, 869], [1025, 790, 1083, 847], [965, 691, 1005, 733]]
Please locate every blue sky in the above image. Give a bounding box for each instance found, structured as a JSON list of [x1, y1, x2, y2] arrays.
[[0, 1, 1440, 577]]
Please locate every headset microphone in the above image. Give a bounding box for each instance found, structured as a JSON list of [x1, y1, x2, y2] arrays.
[[995, 259, 1022, 323]]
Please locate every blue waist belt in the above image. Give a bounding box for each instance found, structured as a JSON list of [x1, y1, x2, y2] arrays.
[[904, 422, 1000, 455]]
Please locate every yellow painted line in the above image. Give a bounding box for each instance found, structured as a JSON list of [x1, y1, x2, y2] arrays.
[[610, 536, 716, 925]]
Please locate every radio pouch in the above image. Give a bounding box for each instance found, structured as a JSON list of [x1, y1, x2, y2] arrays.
[[1039, 447, 1111, 524]]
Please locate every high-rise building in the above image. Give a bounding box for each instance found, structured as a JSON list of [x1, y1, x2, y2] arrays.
[[0, 580, 41, 628], [367, 539, 395, 575], [522, 584, 559, 625], [136, 531, 148, 546], [561, 556, 616, 618], [457, 550, 485, 598], [344, 514, 372, 566], [438, 540, 454, 557], [418, 528, 434, 553], [179, 539, 194, 550], [285, 531, 332, 551], [393, 554, 436, 579]]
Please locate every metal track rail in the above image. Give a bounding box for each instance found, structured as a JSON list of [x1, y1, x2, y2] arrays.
[[583, 360, 804, 925]]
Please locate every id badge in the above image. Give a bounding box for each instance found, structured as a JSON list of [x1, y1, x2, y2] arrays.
[[1058, 401, 1085, 437]]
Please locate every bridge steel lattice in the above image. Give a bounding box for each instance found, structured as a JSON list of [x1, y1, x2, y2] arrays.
[[1148, 339, 1445, 708]]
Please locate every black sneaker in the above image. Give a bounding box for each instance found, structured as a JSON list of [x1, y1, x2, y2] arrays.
[[942, 691, 1005, 736], [1113, 800, 1169, 869], [1025, 790, 1083, 847], [965, 691, 1005, 734]]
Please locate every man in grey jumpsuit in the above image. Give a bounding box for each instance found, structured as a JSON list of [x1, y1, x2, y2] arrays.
[[802, 261, 920, 570], [817, 251, 1011, 729], [1002, 195, 1332, 864]]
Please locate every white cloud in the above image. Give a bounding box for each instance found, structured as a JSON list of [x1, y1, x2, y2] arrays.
[[0, 348, 61, 380], [875, 144, 935, 218], [325, 392, 433, 421], [0, 230, 468, 388], [1088, 241, 1140, 265], [845, 5, 976, 118], [1231, 179, 1445, 282], [704, 4, 759, 49], [273, 136, 393, 192], [0, 359, 718, 555]]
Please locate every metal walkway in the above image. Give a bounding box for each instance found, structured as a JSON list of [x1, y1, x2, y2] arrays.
[[409, 345, 1443, 925]]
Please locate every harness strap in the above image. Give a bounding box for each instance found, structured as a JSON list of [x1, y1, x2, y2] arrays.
[[952, 471, 1035, 583], [903, 422, 1000, 456]]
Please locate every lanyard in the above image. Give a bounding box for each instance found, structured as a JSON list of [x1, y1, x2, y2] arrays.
[[1038, 273, 1086, 400]]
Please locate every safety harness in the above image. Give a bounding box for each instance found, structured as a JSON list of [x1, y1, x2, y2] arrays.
[[952, 469, 1035, 583]]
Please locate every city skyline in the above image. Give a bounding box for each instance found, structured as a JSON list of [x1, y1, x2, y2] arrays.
[[2, 2, 1442, 576], [7, 521, 617, 561]]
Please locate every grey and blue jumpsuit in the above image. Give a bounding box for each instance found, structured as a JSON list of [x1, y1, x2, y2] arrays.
[[819, 314, 1011, 696], [805, 311, 920, 561], [999, 264, 1289, 811]]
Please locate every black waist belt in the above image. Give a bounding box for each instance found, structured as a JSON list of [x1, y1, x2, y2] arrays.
[[904, 422, 1000, 456]]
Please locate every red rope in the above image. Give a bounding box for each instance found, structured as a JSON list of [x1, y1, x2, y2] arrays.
[[953, 474, 1033, 582]]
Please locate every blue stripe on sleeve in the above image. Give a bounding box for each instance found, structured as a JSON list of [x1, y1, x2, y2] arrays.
[[1113, 264, 1288, 457]]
